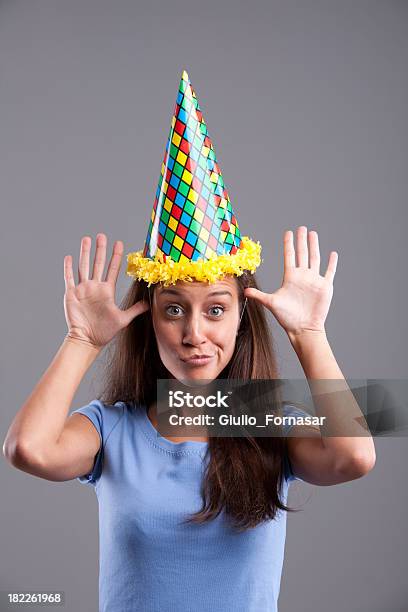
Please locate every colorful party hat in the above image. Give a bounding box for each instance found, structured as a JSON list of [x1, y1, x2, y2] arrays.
[[126, 70, 262, 287]]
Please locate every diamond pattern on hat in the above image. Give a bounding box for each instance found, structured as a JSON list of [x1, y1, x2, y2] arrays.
[[143, 70, 242, 264]]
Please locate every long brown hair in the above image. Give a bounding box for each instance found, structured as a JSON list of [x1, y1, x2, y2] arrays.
[[98, 271, 299, 531]]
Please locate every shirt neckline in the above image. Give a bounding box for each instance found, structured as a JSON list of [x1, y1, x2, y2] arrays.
[[135, 403, 209, 457]]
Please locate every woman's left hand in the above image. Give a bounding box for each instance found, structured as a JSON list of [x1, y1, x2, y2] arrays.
[[244, 226, 338, 339]]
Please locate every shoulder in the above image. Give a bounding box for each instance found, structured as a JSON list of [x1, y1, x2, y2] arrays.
[[71, 399, 126, 445], [71, 400, 133, 487]]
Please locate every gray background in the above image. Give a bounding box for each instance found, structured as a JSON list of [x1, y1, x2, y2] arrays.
[[1, 0, 407, 610]]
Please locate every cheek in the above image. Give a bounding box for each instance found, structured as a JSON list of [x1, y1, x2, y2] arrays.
[[153, 319, 180, 350], [212, 320, 238, 348]]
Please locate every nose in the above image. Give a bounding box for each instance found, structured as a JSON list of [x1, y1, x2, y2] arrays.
[[182, 314, 207, 346]]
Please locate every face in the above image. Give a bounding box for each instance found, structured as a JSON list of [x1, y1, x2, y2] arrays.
[[150, 276, 242, 383]]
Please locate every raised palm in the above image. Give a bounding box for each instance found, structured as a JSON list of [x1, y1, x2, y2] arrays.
[[245, 227, 338, 338], [64, 234, 149, 349]]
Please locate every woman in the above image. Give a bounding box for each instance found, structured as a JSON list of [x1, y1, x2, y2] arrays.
[[3, 227, 375, 612]]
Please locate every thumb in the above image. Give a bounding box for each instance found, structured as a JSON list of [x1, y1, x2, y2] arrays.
[[121, 299, 150, 327], [244, 287, 274, 310]]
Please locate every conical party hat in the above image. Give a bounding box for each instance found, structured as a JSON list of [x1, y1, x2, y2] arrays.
[[126, 70, 262, 287]]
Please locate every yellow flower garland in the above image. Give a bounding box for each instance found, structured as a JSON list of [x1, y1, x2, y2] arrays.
[[126, 236, 262, 287]]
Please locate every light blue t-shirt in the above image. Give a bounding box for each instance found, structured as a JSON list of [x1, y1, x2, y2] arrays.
[[72, 400, 307, 612]]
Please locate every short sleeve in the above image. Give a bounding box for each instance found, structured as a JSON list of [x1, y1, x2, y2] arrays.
[[282, 404, 311, 483], [70, 399, 125, 486]]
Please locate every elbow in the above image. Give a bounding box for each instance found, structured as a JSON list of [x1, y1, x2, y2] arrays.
[[356, 440, 377, 475], [3, 437, 44, 470], [339, 450, 376, 480], [3, 435, 16, 465]]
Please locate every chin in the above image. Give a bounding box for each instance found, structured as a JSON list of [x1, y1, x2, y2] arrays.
[[170, 364, 220, 385]]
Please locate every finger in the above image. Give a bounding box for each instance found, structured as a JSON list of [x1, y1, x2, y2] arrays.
[[308, 230, 320, 273], [121, 299, 150, 327], [324, 251, 338, 283], [244, 287, 272, 309], [92, 233, 107, 282], [78, 236, 91, 283], [284, 230, 296, 271], [105, 240, 124, 285], [296, 225, 308, 268], [64, 255, 76, 291]]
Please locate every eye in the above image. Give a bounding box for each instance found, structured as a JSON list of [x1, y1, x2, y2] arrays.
[[165, 305, 184, 317], [209, 306, 225, 317]]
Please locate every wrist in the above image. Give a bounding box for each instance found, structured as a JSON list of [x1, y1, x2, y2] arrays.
[[287, 328, 328, 350], [64, 333, 103, 354]]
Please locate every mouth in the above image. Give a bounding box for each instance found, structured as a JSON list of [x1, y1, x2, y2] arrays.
[[181, 354, 215, 366]]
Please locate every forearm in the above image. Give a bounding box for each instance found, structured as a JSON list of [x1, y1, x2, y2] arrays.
[[288, 329, 376, 469], [3, 336, 101, 458]]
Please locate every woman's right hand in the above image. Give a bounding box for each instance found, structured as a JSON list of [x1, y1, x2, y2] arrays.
[[63, 233, 149, 349]]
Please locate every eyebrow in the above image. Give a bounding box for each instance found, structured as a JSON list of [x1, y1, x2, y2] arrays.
[[158, 289, 234, 298]]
